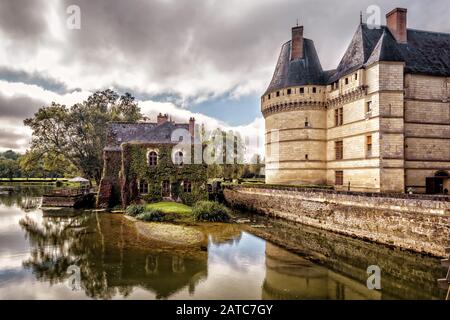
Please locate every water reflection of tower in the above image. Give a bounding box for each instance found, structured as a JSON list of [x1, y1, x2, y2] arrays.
[[262, 243, 381, 300]]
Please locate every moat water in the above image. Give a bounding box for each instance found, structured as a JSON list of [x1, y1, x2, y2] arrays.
[[0, 187, 446, 300]]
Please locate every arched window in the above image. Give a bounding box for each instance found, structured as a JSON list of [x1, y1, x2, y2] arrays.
[[174, 151, 183, 166], [148, 151, 157, 166], [183, 180, 192, 193]]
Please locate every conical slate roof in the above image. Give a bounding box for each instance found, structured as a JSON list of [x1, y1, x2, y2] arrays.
[[264, 23, 450, 93], [264, 38, 325, 95]]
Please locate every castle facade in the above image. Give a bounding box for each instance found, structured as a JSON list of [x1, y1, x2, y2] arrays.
[[262, 8, 450, 194]]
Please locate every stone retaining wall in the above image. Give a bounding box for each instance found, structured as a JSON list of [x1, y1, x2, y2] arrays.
[[224, 185, 450, 257]]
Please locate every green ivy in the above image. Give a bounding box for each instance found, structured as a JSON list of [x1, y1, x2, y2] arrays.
[[122, 143, 208, 206]]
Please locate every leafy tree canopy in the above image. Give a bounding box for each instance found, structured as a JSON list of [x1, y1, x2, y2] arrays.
[[24, 90, 142, 182]]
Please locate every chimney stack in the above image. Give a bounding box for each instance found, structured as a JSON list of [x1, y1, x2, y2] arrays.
[[189, 117, 195, 139], [157, 113, 169, 125], [291, 26, 304, 60], [386, 8, 407, 43]]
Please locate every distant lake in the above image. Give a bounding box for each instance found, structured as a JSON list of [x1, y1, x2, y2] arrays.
[[0, 187, 446, 299]]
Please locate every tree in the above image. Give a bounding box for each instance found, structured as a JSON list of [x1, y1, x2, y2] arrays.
[[0, 150, 20, 161], [24, 90, 142, 182], [0, 158, 21, 179]]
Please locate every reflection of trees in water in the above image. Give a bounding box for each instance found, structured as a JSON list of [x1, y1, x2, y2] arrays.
[[0, 186, 50, 210], [19, 212, 208, 299]]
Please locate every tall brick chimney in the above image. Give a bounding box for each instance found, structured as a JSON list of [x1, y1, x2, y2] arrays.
[[291, 26, 304, 60], [189, 117, 195, 139], [157, 113, 168, 125], [386, 8, 407, 43]]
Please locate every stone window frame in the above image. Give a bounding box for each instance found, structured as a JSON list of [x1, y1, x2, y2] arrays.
[[335, 140, 343, 160], [366, 135, 373, 157], [334, 107, 344, 127], [147, 149, 159, 167], [335, 171, 344, 185]]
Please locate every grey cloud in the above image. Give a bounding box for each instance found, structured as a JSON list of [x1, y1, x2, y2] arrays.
[[0, 129, 28, 150], [1, 0, 450, 99], [0, 67, 71, 94], [0, 92, 45, 121], [0, 0, 48, 41]]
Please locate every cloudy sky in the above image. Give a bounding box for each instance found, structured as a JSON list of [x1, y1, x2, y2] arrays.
[[0, 0, 449, 154]]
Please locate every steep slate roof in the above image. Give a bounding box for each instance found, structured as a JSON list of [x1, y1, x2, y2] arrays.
[[105, 121, 189, 151], [265, 23, 450, 92], [264, 39, 325, 94]]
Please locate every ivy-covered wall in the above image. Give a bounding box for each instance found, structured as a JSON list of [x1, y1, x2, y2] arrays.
[[96, 150, 122, 208], [120, 142, 208, 207]]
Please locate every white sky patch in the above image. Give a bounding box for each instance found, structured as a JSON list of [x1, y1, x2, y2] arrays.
[[0, 82, 265, 157], [0, 81, 91, 106], [140, 99, 265, 160]]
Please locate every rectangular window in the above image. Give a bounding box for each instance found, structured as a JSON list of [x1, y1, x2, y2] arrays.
[[139, 181, 149, 194], [300, 87, 304, 94], [312, 87, 317, 93], [366, 135, 373, 157], [287, 88, 292, 95], [335, 171, 344, 186], [355, 73, 358, 80], [268, 94, 271, 100], [334, 108, 343, 126], [345, 78, 349, 85], [183, 180, 192, 193], [335, 141, 343, 160], [276, 91, 280, 97], [366, 101, 373, 113]]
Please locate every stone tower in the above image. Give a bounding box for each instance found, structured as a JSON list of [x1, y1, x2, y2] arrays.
[[262, 26, 327, 185]]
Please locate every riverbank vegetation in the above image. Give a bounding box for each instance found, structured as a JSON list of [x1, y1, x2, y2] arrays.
[[126, 201, 230, 223]]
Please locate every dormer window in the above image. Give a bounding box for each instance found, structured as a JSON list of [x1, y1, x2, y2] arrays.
[[300, 88, 304, 94], [355, 73, 358, 80], [276, 91, 280, 97], [174, 151, 184, 166], [312, 87, 317, 93], [287, 88, 292, 95], [148, 151, 158, 166], [268, 94, 271, 100], [345, 78, 349, 85]]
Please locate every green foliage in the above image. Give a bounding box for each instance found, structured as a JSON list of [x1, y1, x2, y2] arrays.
[[192, 201, 231, 222], [0, 150, 20, 161], [136, 209, 167, 222], [123, 143, 208, 206], [24, 90, 142, 182], [125, 204, 145, 217]]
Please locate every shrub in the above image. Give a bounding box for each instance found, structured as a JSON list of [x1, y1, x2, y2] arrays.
[[126, 204, 145, 217], [136, 209, 167, 222], [192, 201, 231, 222]]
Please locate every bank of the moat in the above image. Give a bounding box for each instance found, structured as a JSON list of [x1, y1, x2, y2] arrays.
[[0, 186, 447, 299], [224, 185, 450, 257]]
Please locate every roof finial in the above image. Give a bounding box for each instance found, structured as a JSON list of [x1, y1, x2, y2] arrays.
[[296, 18, 299, 27], [360, 11, 363, 24]]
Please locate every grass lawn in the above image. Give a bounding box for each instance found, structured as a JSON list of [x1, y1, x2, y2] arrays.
[[146, 202, 192, 215]]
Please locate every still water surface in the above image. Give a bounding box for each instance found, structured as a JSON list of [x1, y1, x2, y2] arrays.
[[0, 187, 446, 299]]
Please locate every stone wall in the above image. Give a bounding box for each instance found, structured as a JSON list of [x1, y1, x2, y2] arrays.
[[224, 185, 450, 257]]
